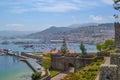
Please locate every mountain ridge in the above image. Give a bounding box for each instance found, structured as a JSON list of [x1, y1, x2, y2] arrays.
[[26, 23, 114, 44]]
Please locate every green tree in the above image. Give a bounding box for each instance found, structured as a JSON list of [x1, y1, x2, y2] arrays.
[[101, 39, 114, 50], [41, 56, 51, 75], [113, 0, 120, 11], [31, 72, 41, 80], [80, 42, 87, 55], [96, 43, 102, 52], [60, 38, 68, 54]]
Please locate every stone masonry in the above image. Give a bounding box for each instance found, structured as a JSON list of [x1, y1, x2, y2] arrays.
[[51, 54, 97, 72], [100, 64, 118, 80], [114, 23, 120, 48], [99, 23, 120, 80], [99, 54, 120, 80]]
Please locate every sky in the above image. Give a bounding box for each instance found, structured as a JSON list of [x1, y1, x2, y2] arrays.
[[0, 0, 119, 31]]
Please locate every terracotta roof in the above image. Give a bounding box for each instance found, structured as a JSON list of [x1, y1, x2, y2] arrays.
[[42, 50, 75, 55]]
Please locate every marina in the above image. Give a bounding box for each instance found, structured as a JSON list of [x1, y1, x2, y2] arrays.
[[0, 39, 97, 80]]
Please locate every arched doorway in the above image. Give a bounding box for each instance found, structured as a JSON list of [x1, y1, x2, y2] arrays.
[[63, 62, 75, 72], [68, 63, 75, 72]]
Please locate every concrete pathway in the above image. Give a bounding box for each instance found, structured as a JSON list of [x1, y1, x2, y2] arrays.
[[51, 72, 67, 80], [51, 67, 74, 80], [95, 57, 110, 80]]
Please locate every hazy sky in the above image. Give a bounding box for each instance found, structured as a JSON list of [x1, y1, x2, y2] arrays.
[[0, 0, 119, 31]]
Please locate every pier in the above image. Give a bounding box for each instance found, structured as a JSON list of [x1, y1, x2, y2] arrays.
[[0, 48, 27, 59], [0, 48, 44, 75]]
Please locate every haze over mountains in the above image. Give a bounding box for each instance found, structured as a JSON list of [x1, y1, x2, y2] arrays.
[[0, 31, 36, 38], [0, 23, 114, 44], [27, 23, 114, 44]]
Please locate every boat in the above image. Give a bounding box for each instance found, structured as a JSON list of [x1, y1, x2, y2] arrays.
[[0, 53, 6, 56], [1, 41, 10, 45]]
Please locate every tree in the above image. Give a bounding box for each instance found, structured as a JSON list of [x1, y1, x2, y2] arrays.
[[113, 0, 120, 11], [80, 42, 87, 55], [31, 72, 41, 80], [60, 38, 68, 54], [41, 55, 51, 75], [96, 43, 102, 52], [101, 39, 115, 50]]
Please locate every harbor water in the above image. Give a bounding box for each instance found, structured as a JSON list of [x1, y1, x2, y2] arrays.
[[0, 39, 97, 80]]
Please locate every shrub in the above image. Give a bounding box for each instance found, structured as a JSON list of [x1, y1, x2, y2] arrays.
[[31, 72, 41, 80]]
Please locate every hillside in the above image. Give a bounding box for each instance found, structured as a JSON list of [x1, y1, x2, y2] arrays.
[[27, 23, 114, 44]]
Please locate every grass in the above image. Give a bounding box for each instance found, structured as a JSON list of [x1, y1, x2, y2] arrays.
[[49, 69, 60, 76], [106, 49, 115, 53], [61, 59, 104, 80], [32, 52, 42, 56]]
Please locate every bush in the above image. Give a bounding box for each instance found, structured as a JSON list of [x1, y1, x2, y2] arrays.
[[31, 72, 41, 80]]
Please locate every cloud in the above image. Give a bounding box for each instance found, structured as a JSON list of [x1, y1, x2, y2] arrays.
[[34, 2, 79, 12], [5, 24, 25, 30], [89, 15, 114, 23], [90, 15, 103, 21], [0, 0, 101, 13], [101, 0, 113, 5]]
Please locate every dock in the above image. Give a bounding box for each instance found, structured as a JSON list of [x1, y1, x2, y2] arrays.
[[0, 48, 44, 75]]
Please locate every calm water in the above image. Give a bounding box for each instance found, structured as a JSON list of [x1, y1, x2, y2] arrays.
[[0, 39, 97, 80], [0, 56, 32, 80], [0, 39, 97, 53]]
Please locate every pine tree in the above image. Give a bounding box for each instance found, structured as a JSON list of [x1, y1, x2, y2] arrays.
[[80, 42, 87, 55], [60, 38, 68, 54]]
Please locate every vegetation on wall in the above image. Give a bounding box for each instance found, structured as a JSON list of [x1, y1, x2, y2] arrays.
[[62, 59, 104, 80]]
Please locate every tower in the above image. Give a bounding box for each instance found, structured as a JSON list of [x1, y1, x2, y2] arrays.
[[115, 23, 120, 53]]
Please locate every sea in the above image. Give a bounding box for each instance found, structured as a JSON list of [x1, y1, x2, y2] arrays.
[[0, 38, 97, 80]]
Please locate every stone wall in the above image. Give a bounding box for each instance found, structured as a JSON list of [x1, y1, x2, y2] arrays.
[[115, 23, 120, 49], [99, 53, 120, 80], [97, 51, 110, 57], [99, 64, 118, 80], [51, 54, 97, 72], [110, 53, 120, 65]]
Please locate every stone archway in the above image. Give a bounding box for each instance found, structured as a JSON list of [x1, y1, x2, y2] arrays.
[[67, 63, 75, 72], [63, 62, 74, 71]]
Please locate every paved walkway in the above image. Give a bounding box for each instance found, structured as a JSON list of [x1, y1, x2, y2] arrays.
[[95, 57, 110, 80], [51, 67, 74, 80], [51, 72, 67, 80]]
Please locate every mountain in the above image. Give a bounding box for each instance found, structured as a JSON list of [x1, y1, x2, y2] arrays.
[[28, 26, 73, 37], [27, 23, 114, 44]]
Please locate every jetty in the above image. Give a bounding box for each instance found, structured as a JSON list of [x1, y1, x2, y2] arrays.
[[0, 48, 27, 59], [0, 48, 44, 74]]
